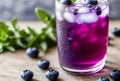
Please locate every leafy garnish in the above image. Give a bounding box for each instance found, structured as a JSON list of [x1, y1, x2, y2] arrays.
[[57, 0, 77, 3], [0, 8, 56, 53]]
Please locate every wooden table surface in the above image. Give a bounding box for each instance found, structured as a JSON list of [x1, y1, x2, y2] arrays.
[[0, 20, 120, 81]]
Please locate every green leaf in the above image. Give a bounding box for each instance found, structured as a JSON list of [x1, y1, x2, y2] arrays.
[[0, 8, 57, 53], [57, 0, 77, 2], [71, 0, 77, 2], [8, 30, 14, 36], [0, 31, 7, 42], [35, 8, 51, 23], [0, 49, 3, 53], [6, 46, 15, 52], [0, 21, 9, 31], [11, 18, 18, 30], [27, 27, 37, 36], [19, 30, 29, 38], [3, 42, 9, 47], [27, 36, 39, 47], [16, 39, 26, 48], [40, 41, 47, 53], [0, 43, 3, 49]]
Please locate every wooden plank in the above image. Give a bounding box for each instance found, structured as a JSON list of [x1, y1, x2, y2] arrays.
[[0, 20, 120, 81]]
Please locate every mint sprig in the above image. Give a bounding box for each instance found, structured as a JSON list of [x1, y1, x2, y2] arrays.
[[57, 0, 77, 3], [0, 8, 56, 53]]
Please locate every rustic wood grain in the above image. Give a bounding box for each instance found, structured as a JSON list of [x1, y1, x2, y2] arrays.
[[0, 20, 120, 81]]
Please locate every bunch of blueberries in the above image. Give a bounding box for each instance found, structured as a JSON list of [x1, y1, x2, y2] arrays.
[[21, 47, 59, 81], [21, 47, 120, 81], [98, 70, 120, 81]]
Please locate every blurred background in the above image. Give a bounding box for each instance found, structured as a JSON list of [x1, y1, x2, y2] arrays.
[[0, 0, 119, 21]]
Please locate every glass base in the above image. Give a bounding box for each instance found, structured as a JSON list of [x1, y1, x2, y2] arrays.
[[61, 57, 106, 75]]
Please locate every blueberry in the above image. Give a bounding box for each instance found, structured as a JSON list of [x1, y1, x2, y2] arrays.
[[112, 28, 120, 37], [26, 47, 39, 58], [110, 70, 120, 81], [95, 6, 102, 15], [20, 70, 33, 81], [61, 0, 72, 5], [85, 0, 98, 5], [73, 9, 78, 15], [98, 77, 110, 81], [86, 4, 93, 8], [38, 60, 50, 69], [46, 69, 59, 81]]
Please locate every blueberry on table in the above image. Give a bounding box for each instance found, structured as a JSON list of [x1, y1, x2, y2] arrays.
[[110, 70, 120, 81], [38, 60, 50, 70], [46, 69, 59, 81], [20, 70, 34, 81], [112, 28, 120, 37], [98, 77, 110, 81], [85, 0, 98, 5], [95, 6, 102, 15], [61, 0, 72, 5], [26, 47, 39, 58]]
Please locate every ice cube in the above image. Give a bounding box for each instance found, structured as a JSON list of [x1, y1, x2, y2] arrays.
[[78, 7, 90, 13], [100, 6, 109, 17], [77, 13, 98, 23], [63, 12, 75, 23], [75, 0, 85, 4], [56, 1, 66, 11], [98, 0, 108, 2], [56, 10, 64, 21]]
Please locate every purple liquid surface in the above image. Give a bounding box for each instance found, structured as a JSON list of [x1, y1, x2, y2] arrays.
[[56, 2, 109, 70]]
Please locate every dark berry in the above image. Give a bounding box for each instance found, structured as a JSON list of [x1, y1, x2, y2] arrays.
[[85, 0, 98, 5], [26, 47, 39, 58], [38, 60, 50, 69], [112, 28, 120, 37], [46, 69, 59, 81], [95, 6, 102, 15], [20, 70, 33, 81], [61, 0, 72, 5], [98, 77, 110, 81], [86, 4, 93, 8], [110, 70, 120, 81], [74, 9, 78, 15]]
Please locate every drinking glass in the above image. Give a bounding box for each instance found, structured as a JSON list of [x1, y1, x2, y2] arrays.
[[56, 0, 109, 74]]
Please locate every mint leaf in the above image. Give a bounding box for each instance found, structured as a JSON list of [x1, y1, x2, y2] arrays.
[[16, 39, 26, 48], [0, 21, 9, 31], [11, 18, 18, 31], [18, 29, 29, 38], [0, 31, 7, 42], [0, 49, 3, 53], [27, 36, 39, 47], [40, 41, 47, 53], [57, 0, 77, 2], [27, 27, 37, 36], [0, 9, 57, 54], [0, 43, 3, 49], [71, 0, 77, 2], [6, 46, 15, 52], [35, 8, 51, 23]]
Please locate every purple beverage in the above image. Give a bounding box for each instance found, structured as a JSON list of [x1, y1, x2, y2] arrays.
[[56, 0, 109, 74]]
